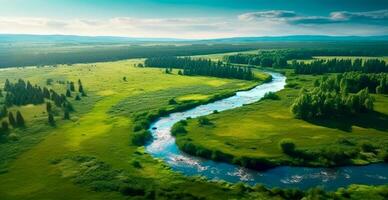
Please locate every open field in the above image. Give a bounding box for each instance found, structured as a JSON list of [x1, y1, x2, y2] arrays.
[[0, 59, 269, 200], [177, 72, 388, 167]]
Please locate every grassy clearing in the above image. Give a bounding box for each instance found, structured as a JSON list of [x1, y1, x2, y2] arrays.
[[177, 72, 388, 168], [0, 59, 265, 199]]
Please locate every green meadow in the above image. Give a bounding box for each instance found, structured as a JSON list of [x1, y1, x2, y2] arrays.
[[0, 53, 387, 200], [0, 59, 269, 200]]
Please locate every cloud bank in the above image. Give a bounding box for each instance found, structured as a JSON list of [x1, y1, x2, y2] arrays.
[[0, 9, 387, 39], [239, 9, 388, 25]]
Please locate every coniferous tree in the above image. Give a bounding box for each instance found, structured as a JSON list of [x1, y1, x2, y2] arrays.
[[46, 102, 52, 113], [63, 101, 74, 112], [69, 82, 75, 91], [66, 89, 72, 97], [8, 112, 16, 127], [1, 121, 9, 133], [48, 113, 55, 126], [0, 105, 7, 118], [75, 94, 81, 101], [16, 111, 25, 127], [78, 84, 84, 93], [63, 109, 70, 120], [0, 89, 3, 97]]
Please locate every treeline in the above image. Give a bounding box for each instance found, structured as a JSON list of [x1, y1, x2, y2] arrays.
[[144, 57, 254, 80], [223, 51, 288, 67], [3, 41, 386, 68], [224, 50, 312, 67], [291, 74, 376, 119], [0, 44, 264, 68], [293, 58, 388, 74], [279, 138, 387, 167], [222, 49, 388, 68]]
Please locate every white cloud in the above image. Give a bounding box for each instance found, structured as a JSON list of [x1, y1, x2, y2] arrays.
[[238, 9, 388, 25], [0, 10, 387, 39]]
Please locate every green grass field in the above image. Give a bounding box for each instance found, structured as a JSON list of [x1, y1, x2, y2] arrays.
[[0, 56, 386, 200], [0, 59, 271, 200], [178, 72, 388, 167]]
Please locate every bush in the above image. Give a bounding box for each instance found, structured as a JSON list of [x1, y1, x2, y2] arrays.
[[132, 131, 152, 146], [119, 185, 146, 196], [171, 121, 187, 136], [198, 116, 212, 126], [131, 160, 142, 168], [262, 92, 280, 100], [168, 98, 177, 105], [279, 139, 296, 155], [361, 142, 377, 153]]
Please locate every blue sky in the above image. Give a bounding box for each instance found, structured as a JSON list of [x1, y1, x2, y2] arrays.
[[0, 0, 387, 38]]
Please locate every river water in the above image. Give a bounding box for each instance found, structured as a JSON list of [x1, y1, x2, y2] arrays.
[[145, 72, 388, 190]]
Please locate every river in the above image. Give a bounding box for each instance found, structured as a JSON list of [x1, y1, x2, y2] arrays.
[[145, 71, 388, 190]]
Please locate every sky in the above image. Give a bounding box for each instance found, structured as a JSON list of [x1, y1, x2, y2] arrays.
[[0, 0, 387, 39]]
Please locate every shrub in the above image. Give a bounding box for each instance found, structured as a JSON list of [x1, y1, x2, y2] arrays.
[[171, 121, 187, 136], [361, 142, 377, 153], [262, 92, 280, 100], [279, 139, 296, 155], [132, 131, 152, 146], [198, 116, 212, 126], [168, 98, 177, 105], [131, 160, 142, 168], [119, 185, 145, 196]]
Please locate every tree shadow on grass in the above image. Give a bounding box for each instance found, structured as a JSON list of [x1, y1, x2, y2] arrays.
[[306, 111, 388, 133]]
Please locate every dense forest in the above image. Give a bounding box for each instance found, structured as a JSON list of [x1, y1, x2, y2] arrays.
[[144, 57, 254, 80], [1, 41, 388, 68], [291, 73, 379, 119], [293, 59, 388, 74]]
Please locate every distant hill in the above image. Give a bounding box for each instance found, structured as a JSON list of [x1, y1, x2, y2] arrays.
[[0, 34, 387, 44], [200, 35, 388, 43], [0, 34, 187, 43]]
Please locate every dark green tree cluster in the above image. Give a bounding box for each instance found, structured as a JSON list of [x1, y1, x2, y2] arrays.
[[7, 111, 25, 128], [0, 105, 7, 118], [4, 79, 45, 106], [333, 72, 388, 94], [291, 75, 375, 119], [0, 121, 9, 137], [293, 58, 387, 74], [144, 57, 254, 80], [223, 50, 308, 67]]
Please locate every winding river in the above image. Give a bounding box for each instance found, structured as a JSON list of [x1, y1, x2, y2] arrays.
[[146, 72, 388, 190]]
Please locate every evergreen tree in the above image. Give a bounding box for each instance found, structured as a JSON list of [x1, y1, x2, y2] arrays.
[[0, 105, 7, 118], [66, 89, 72, 97], [0, 89, 3, 97], [16, 111, 25, 127], [48, 113, 55, 126], [75, 94, 81, 101], [46, 102, 52, 113], [1, 121, 9, 132], [69, 82, 75, 91], [8, 112, 16, 127], [64, 109, 70, 120], [79, 84, 84, 93]]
